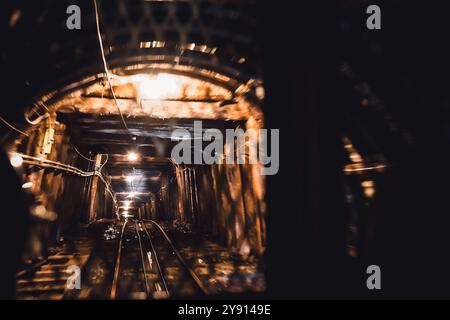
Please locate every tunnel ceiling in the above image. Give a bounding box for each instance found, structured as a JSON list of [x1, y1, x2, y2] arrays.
[[1, 0, 262, 121], [58, 113, 246, 155]]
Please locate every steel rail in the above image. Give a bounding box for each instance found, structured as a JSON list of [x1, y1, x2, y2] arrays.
[[142, 219, 209, 295], [110, 220, 128, 299], [138, 221, 170, 297], [134, 221, 150, 297]]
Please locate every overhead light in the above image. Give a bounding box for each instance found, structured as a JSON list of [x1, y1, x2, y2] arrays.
[[123, 200, 132, 210], [127, 152, 139, 162], [126, 175, 142, 183], [124, 200, 132, 207], [10, 154, 23, 168], [121, 211, 133, 218], [22, 182, 33, 189], [138, 73, 179, 100]]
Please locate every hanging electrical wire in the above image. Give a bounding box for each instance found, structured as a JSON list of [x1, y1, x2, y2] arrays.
[[71, 142, 110, 175], [71, 142, 96, 162], [0, 115, 29, 137], [92, 0, 134, 143], [24, 101, 49, 125], [17, 152, 119, 218], [98, 153, 109, 173]]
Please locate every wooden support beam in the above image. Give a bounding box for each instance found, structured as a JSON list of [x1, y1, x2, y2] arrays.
[[88, 154, 102, 222]]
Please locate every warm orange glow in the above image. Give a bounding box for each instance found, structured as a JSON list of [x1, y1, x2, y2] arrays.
[[364, 187, 376, 198], [50, 66, 259, 122], [361, 180, 376, 198], [349, 152, 363, 163], [361, 180, 374, 188], [137, 73, 182, 100]]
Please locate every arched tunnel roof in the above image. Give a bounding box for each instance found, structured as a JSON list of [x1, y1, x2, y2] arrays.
[[0, 0, 262, 138]]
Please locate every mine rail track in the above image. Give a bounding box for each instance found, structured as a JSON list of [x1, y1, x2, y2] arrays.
[[110, 219, 128, 299], [142, 219, 209, 296], [110, 219, 208, 299]]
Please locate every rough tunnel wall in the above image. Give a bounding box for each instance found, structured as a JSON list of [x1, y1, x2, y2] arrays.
[[12, 116, 91, 258], [144, 194, 157, 220], [89, 172, 114, 222], [160, 174, 172, 221], [42, 122, 85, 235], [210, 163, 265, 256], [158, 116, 266, 256], [167, 163, 265, 256]]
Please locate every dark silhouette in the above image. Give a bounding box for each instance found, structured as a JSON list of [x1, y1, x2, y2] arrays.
[[0, 148, 29, 299]]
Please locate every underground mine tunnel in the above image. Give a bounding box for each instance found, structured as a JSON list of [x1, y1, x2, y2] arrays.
[[6, 73, 266, 299], [0, 0, 268, 300]]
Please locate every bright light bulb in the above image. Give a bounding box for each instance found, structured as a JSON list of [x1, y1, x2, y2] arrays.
[[127, 152, 139, 162], [22, 182, 33, 189], [126, 175, 142, 183], [128, 192, 136, 198], [138, 73, 178, 100], [10, 154, 23, 168]]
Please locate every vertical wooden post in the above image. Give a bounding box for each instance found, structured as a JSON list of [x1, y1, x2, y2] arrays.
[[88, 154, 102, 222]]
